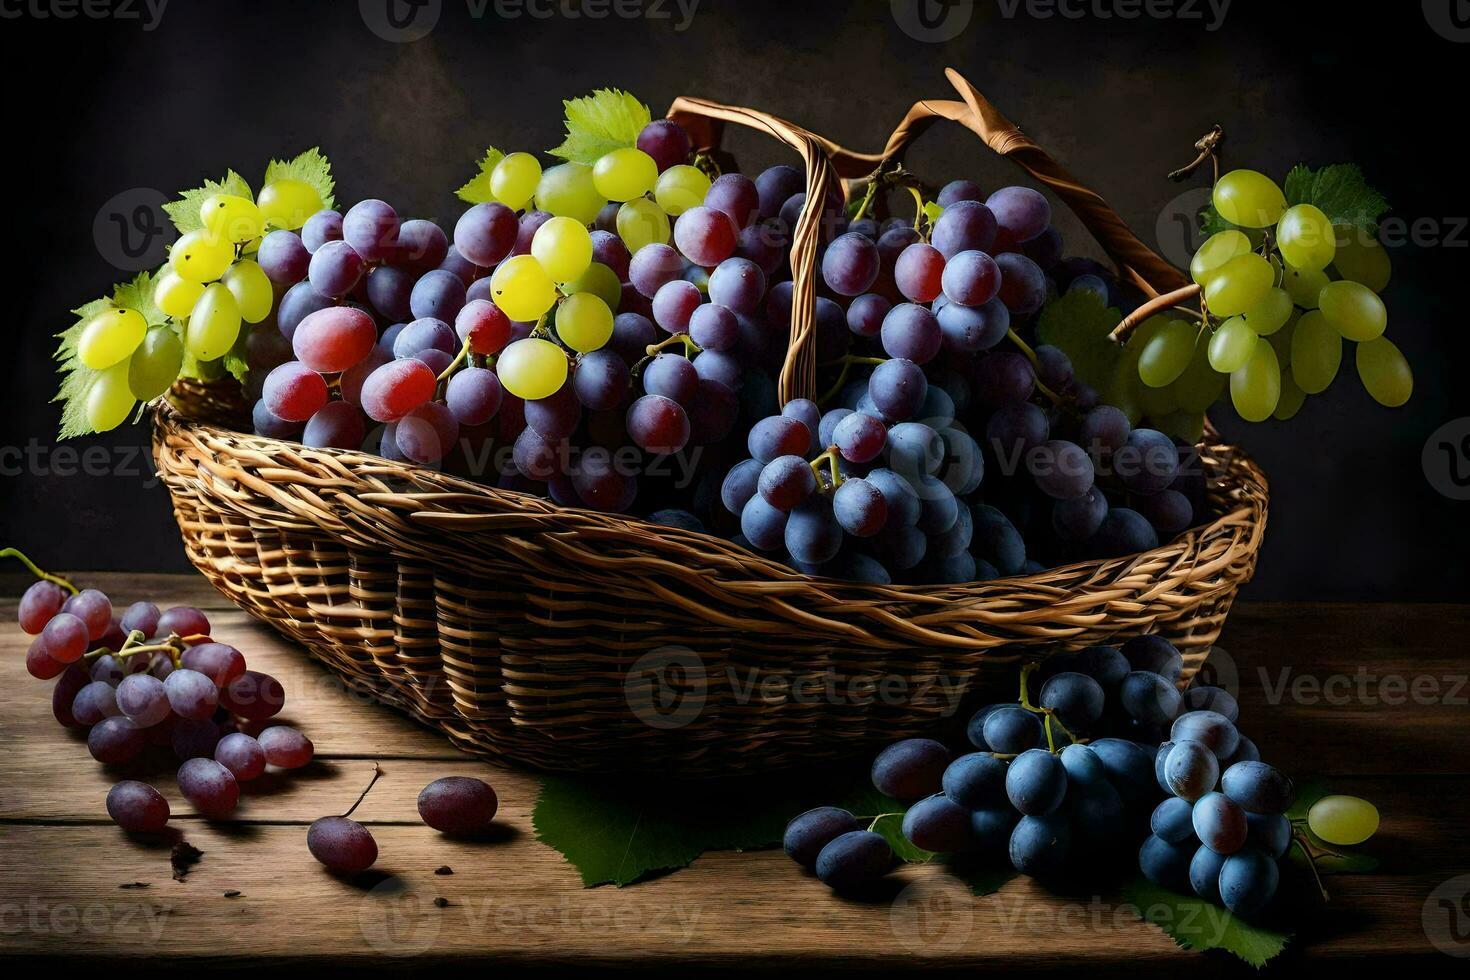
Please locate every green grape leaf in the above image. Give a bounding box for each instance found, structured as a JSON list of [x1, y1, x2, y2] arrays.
[[548, 88, 651, 166], [1197, 201, 1234, 238], [164, 170, 253, 236], [1123, 877, 1291, 967], [222, 329, 251, 386], [922, 200, 945, 226], [456, 146, 506, 204], [262, 147, 336, 213], [1282, 163, 1389, 235], [1036, 287, 1125, 393], [54, 270, 159, 439], [532, 768, 891, 888]]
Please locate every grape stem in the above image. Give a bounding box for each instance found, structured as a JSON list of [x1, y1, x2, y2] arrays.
[[437, 336, 472, 384], [816, 355, 886, 408], [1003, 331, 1063, 404], [1, 548, 79, 595], [1107, 284, 1203, 344], [342, 762, 383, 819], [905, 185, 928, 236], [809, 446, 844, 492], [644, 334, 702, 359], [1016, 662, 1084, 751], [1291, 832, 1331, 902], [864, 812, 905, 831], [1166, 125, 1225, 183]]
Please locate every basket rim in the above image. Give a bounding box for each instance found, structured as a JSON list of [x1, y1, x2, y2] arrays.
[[153, 392, 1268, 610]]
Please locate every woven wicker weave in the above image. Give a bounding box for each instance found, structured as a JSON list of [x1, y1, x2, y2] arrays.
[[153, 70, 1268, 774]]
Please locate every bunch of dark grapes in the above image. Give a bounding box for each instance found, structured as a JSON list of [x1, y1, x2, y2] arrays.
[[784, 633, 1294, 922]]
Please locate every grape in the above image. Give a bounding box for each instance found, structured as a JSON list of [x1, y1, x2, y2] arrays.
[[708, 257, 765, 314], [987, 186, 1050, 246], [879, 303, 941, 364], [1039, 672, 1105, 729], [870, 738, 950, 800], [198, 192, 262, 244], [614, 198, 671, 254], [107, 781, 171, 833], [275, 285, 333, 344], [256, 177, 322, 230], [672, 206, 738, 267], [591, 146, 658, 202], [1230, 336, 1282, 421], [258, 725, 314, 769], [482, 151, 540, 210], [550, 292, 610, 353], [827, 412, 881, 465], [1151, 796, 1197, 844], [1242, 287, 1293, 337], [336, 199, 397, 264], [1161, 740, 1219, 801], [219, 670, 286, 721], [18, 581, 66, 634], [994, 252, 1047, 314], [169, 228, 234, 283], [626, 394, 689, 454], [78, 307, 147, 370], [1191, 791, 1247, 854], [176, 758, 239, 818], [1010, 813, 1071, 878], [185, 282, 242, 361], [1006, 748, 1066, 815], [886, 422, 943, 480], [971, 505, 1025, 575], [783, 807, 861, 869], [649, 280, 699, 335], [1170, 711, 1240, 766], [751, 164, 801, 220], [935, 754, 1005, 810], [1218, 849, 1279, 919], [1212, 170, 1286, 228], [1355, 336, 1413, 407], [72, 680, 121, 725], [747, 415, 811, 464], [1139, 834, 1194, 892], [1120, 670, 1181, 726], [836, 294, 887, 341], [1332, 228, 1391, 291], [306, 814, 378, 873], [116, 673, 171, 727], [655, 164, 712, 217], [1180, 686, 1238, 722], [157, 606, 210, 640], [571, 449, 634, 512], [263, 362, 329, 422], [178, 643, 244, 687], [1027, 440, 1094, 500], [1207, 317, 1257, 373], [637, 119, 692, 173], [525, 385, 582, 441], [1315, 279, 1386, 342], [830, 478, 885, 537], [568, 350, 627, 414], [306, 239, 364, 299], [524, 216, 590, 285], [169, 717, 220, 761], [894, 242, 944, 302], [931, 200, 997, 259], [1224, 736, 1262, 768], [1114, 428, 1178, 495], [814, 830, 893, 893], [1183, 844, 1228, 903], [937, 250, 998, 307], [1307, 794, 1379, 845], [819, 232, 879, 296], [410, 268, 469, 323], [785, 499, 843, 564], [393, 218, 450, 273], [628, 244, 683, 300], [1220, 761, 1294, 814], [720, 458, 763, 515], [1050, 487, 1107, 542], [685, 304, 737, 353], [164, 668, 220, 721], [300, 209, 343, 253], [694, 173, 756, 231], [440, 367, 501, 427], [128, 326, 185, 402], [535, 161, 606, 224], [1137, 319, 1195, 388], [1120, 639, 1184, 684], [868, 358, 927, 421], [41, 611, 89, 662], [1190, 229, 1252, 286], [1246, 813, 1292, 860], [493, 338, 567, 401], [290, 307, 375, 374], [1205, 252, 1273, 317], [88, 716, 145, 764], [397, 402, 461, 464], [511, 426, 561, 481], [936, 297, 1008, 353], [1277, 202, 1335, 272], [210, 731, 266, 781], [153, 267, 205, 318], [756, 455, 815, 511], [1289, 310, 1341, 394], [982, 704, 1043, 755], [902, 795, 974, 853], [416, 776, 499, 834], [936, 179, 984, 207], [81, 362, 133, 433]]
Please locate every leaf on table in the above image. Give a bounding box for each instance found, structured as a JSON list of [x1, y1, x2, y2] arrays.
[[869, 811, 938, 864], [1036, 287, 1124, 394], [456, 146, 506, 204], [533, 767, 888, 888], [548, 88, 651, 166], [262, 147, 336, 216], [1282, 163, 1389, 235], [1122, 876, 1291, 968], [164, 170, 253, 235]]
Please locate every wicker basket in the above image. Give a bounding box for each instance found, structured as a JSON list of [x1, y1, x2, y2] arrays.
[[152, 70, 1268, 775]]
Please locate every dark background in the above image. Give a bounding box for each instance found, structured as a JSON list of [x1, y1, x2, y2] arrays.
[[2, 0, 1465, 600]]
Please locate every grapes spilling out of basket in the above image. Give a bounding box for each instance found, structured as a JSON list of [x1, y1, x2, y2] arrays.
[[11, 551, 505, 872], [783, 633, 1375, 923]]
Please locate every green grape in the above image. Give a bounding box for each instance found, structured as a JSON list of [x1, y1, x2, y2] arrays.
[[1212, 169, 1286, 228], [186, 283, 242, 361], [200, 193, 264, 244], [555, 292, 614, 353], [77, 307, 148, 370], [256, 179, 323, 231], [1331, 226, 1391, 292], [1137, 318, 1196, 388], [1307, 795, 1379, 846], [128, 326, 185, 401], [1190, 229, 1252, 285], [1281, 262, 1330, 309], [1124, 315, 1170, 352], [490, 151, 542, 210], [169, 229, 235, 283], [1204, 252, 1272, 317], [1242, 286, 1292, 336], [1229, 336, 1281, 422], [1289, 310, 1342, 394], [1318, 280, 1386, 342], [535, 162, 606, 225], [531, 216, 593, 283], [564, 261, 622, 312], [1155, 411, 1205, 445], [1268, 313, 1297, 370], [1207, 316, 1257, 373], [592, 147, 659, 202], [489, 254, 558, 321], [1173, 329, 1225, 413], [497, 337, 568, 400], [222, 259, 273, 324], [654, 164, 711, 216], [1137, 370, 1179, 417], [1107, 349, 1145, 424], [154, 268, 205, 318], [85, 362, 136, 433], [1273, 371, 1306, 420], [1355, 336, 1413, 407], [1276, 204, 1336, 272], [617, 198, 671, 252]]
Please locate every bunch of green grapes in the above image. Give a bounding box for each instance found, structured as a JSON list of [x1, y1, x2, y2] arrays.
[[1133, 168, 1410, 424], [78, 178, 325, 433]]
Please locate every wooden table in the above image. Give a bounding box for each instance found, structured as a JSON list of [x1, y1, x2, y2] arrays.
[[2, 573, 1466, 972]]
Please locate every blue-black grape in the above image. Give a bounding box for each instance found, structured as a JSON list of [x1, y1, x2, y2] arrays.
[[785, 499, 843, 565], [832, 478, 887, 537], [1058, 743, 1107, 789], [1246, 813, 1292, 860], [1121, 635, 1184, 682], [1161, 740, 1220, 801], [982, 704, 1044, 755], [1171, 710, 1241, 761], [740, 494, 788, 551], [814, 830, 895, 893], [1119, 671, 1181, 726], [941, 752, 1008, 809], [1220, 761, 1295, 814], [1181, 685, 1239, 722], [1052, 487, 1108, 541], [1010, 814, 1071, 878], [1068, 778, 1126, 847], [1116, 428, 1180, 494], [1006, 749, 1067, 815], [971, 505, 1026, 576], [1151, 796, 1197, 843], [970, 806, 1019, 856], [1088, 508, 1160, 558], [784, 807, 862, 869], [931, 201, 998, 259], [1139, 833, 1194, 893], [1039, 671, 1105, 730], [866, 468, 920, 527], [1218, 849, 1279, 919], [902, 794, 974, 853], [871, 738, 951, 800], [1028, 439, 1095, 500], [1189, 844, 1228, 902], [868, 358, 927, 421], [1089, 738, 1162, 805], [759, 455, 817, 512]]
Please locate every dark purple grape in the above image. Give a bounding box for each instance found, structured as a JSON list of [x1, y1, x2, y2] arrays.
[[758, 455, 816, 511], [833, 478, 887, 537], [941, 250, 1001, 307], [708, 257, 766, 314], [755, 165, 803, 220], [303, 401, 366, 450], [987, 401, 1050, 459], [1053, 487, 1108, 541], [637, 119, 691, 172], [72, 679, 120, 726], [975, 352, 1036, 408], [396, 402, 461, 464], [815, 830, 895, 893], [995, 252, 1047, 314], [629, 243, 684, 298], [63, 589, 113, 640], [394, 218, 450, 273], [258, 230, 310, 285], [821, 233, 880, 296], [179, 642, 245, 686], [626, 394, 689, 454], [308, 815, 378, 873], [446, 367, 504, 426], [219, 670, 285, 721], [301, 209, 343, 253], [40, 612, 88, 664], [688, 303, 739, 351], [871, 738, 951, 800], [453, 202, 517, 267], [938, 297, 1010, 352], [784, 807, 861, 870], [164, 668, 219, 721], [1028, 440, 1095, 500], [987, 186, 1052, 247], [118, 601, 161, 637], [674, 206, 738, 267], [1115, 428, 1180, 494], [569, 448, 633, 513], [178, 758, 239, 818], [589, 229, 631, 280], [932, 200, 998, 259], [417, 776, 499, 834], [173, 717, 223, 761], [747, 415, 811, 464], [868, 358, 927, 421], [214, 732, 267, 780], [881, 303, 942, 364], [1023, 226, 1064, 269], [88, 716, 145, 764], [570, 350, 628, 412], [609, 311, 657, 365], [159, 606, 210, 640], [937, 179, 985, 207], [258, 726, 314, 769], [410, 269, 468, 323], [18, 581, 66, 637], [705, 173, 759, 228], [363, 264, 414, 322], [277, 282, 335, 342], [106, 781, 170, 833], [903, 794, 975, 853], [642, 352, 700, 405], [116, 673, 171, 727], [307, 240, 364, 299], [740, 494, 788, 551], [1080, 405, 1131, 458], [721, 458, 763, 515], [524, 384, 581, 441], [894, 242, 945, 303], [343, 199, 400, 263], [1135, 488, 1194, 536]]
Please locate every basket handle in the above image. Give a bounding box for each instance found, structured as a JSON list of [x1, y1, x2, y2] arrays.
[[667, 69, 1189, 403]]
